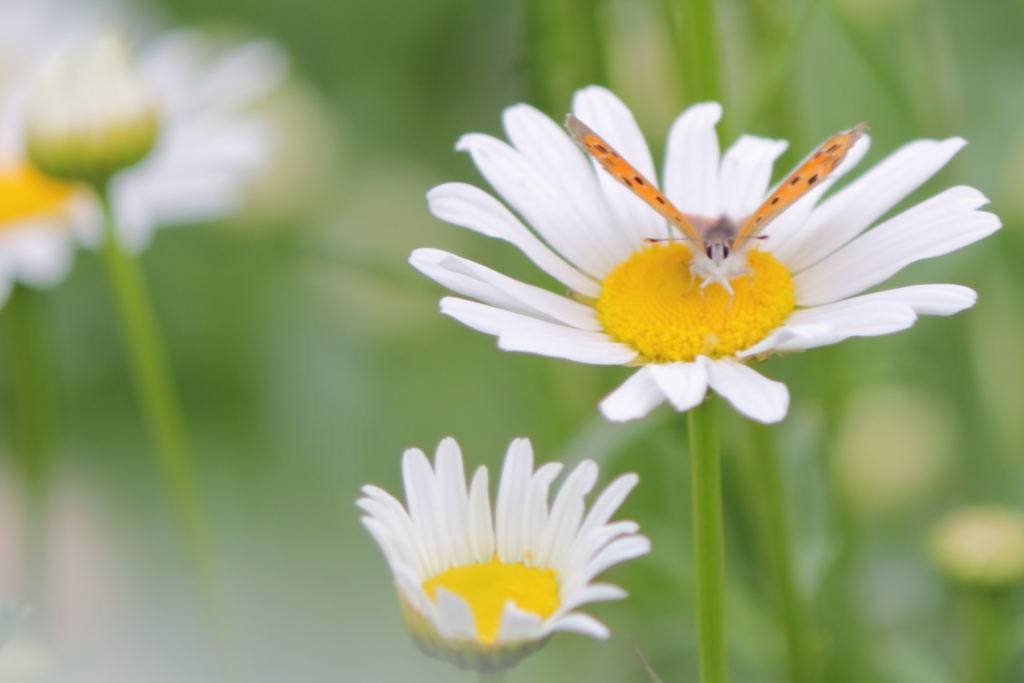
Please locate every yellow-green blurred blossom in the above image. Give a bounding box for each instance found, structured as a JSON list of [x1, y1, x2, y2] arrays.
[[930, 506, 1024, 588], [835, 385, 956, 516], [24, 32, 158, 187]]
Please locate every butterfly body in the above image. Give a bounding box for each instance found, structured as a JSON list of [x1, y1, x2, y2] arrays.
[[684, 215, 751, 294], [565, 114, 865, 295]]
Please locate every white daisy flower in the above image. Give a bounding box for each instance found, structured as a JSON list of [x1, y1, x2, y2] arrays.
[[357, 437, 650, 672], [0, 0, 286, 304], [412, 86, 1001, 424]]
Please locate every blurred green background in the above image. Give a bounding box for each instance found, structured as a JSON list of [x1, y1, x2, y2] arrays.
[[0, 0, 1022, 681]]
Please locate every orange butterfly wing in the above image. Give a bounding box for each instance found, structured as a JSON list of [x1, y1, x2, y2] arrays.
[[732, 123, 866, 249], [565, 114, 704, 245]]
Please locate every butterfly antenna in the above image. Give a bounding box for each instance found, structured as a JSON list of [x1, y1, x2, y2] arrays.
[[644, 237, 691, 244]]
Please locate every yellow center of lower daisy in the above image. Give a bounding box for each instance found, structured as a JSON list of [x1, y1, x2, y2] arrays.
[[422, 557, 560, 644], [597, 243, 795, 363], [0, 163, 77, 226]]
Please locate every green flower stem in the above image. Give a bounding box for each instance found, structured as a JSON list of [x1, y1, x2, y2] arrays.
[[689, 398, 729, 683], [814, 346, 872, 683], [747, 422, 814, 683], [968, 589, 1006, 683], [4, 285, 58, 600], [95, 186, 230, 653], [663, 0, 724, 113], [525, 0, 608, 116]]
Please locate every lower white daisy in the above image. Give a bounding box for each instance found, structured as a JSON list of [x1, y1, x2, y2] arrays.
[[357, 437, 650, 672], [412, 86, 1001, 424]]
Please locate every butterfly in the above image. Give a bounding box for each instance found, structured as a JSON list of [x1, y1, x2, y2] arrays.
[[565, 114, 865, 295]]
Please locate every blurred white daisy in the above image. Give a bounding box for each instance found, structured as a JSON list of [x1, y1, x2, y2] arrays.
[[0, 0, 286, 304], [413, 86, 1000, 424], [358, 437, 649, 672]]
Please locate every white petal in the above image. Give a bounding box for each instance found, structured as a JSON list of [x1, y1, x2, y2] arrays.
[[663, 102, 723, 217], [456, 133, 618, 277], [468, 466, 495, 564], [777, 137, 967, 271], [496, 601, 545, 643], [562, 517, 642, 589], [579, 535, 652, 586], [559, 583, 628, 613], [0, 226, 75, 288], [537, 460, 599, 569], [357, 500, 419, 569], [394, 563, 439, 622], [410, 248, 601, 331], [718, 135, 789, 221], [426, 183, 601, 297], [543, 612, 610, 640], [648, 361, 710, 412], [434, 587, 478, 641], [402, 448, 447, 576], [576, 474, 639, 542], [793, 186, 999, 306], [741, 299, 918, 356], [572, 86, 667, 247], [495, 438, 534, 563], [847, 284, 977, 316], [762, 134, 871, 250], [503, 103, 636, 264], [522, 463, 564, 564], [359, 485, 431, 579], [434, 438, 473, 568], [360, 516, 405, 570], [705, 359, 789, 424], [599, 366, 668, 422], [440, 298, 639, 365]]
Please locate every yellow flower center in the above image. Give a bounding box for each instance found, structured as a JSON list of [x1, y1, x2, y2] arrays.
[[597, 243, 795, 363], [422, 557, 560, 644], [0, 163, 78, 226]]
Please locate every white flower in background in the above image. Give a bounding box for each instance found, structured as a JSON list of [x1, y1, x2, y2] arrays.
[[0, 0, 286, 305], [358, 437, 649, 672], [413, 86, 1001, 424], [25, 31, 159, 185]]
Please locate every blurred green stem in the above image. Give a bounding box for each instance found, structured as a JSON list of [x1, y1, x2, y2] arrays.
[[968, 589, 1006, 683], [525, 0, 607, 115], [663, 0, 724, 118], [815, 346, 871, 683], [4, 285, 58, 601], [689, 398, 729, 683], [748, 422, 814, 683], [95, 186, 229, 649]]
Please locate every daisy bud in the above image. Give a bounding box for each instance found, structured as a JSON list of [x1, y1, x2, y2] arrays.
[[930, 506, 1024, 589], [25, 32, 159, 187], [358, 437, 649, 673]]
